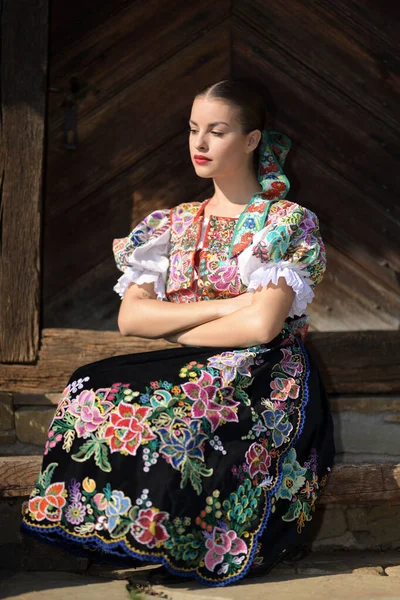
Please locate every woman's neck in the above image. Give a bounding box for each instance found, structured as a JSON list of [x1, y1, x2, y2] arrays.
[[209, 172, 263, 214]]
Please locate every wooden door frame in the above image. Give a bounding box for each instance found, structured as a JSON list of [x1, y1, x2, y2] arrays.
[[0, 0, 49, 363]]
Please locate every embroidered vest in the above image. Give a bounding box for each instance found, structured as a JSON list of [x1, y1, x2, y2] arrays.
[[165, 130, 291, 299], [165, 198, 272, 299]]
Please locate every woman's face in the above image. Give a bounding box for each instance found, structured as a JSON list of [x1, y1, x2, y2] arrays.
[[189, 96, 258, 180]]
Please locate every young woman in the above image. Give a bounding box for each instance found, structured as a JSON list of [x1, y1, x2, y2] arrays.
[[21, 79, 335, 587]]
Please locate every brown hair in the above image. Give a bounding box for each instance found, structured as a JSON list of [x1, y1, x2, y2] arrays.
[[195, 78, 269, 175]]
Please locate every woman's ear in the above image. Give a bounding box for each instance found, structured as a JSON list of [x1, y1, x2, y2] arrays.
[[246, 129, 262, 153]]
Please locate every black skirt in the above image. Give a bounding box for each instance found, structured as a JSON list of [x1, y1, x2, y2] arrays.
[[21, 327, 335, 586]]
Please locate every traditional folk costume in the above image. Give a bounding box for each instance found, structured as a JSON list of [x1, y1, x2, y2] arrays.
[[21, 130, 335, 586]]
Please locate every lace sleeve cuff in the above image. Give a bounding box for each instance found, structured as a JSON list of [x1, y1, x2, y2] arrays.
[[113, 226, 170, 300], [113, 269, 167, 300], [247, 262, 315, 318]]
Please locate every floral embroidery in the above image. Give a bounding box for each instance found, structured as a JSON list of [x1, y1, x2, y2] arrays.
[[69, 376, 90, 395], [261, 408, 294, 448], [158, 418, 207, 467], [161, 194, 326, 321], [104, 402, 156, 456], [171, 203, 198, 236], [31, 351, 264, 506], [279, 348, 304, 377], [112, 209, 171, 274], [251, 203, 327, 289], [149, 389, 174, 409], [167, 211, 249, 300], [270, 377, 300, 402], [273, 447, 330, 534], [251, 419, 268, 438], [28, 481, 66, 522], [131, 508, 169, 548], [69, 389, 114, 438], [105, 490, 132, 533], [245, 443, 271, 479], [65, 479, 87, 525], [209, 433, 227, 455], [203, 217, 237, 254], [274, 448, 307, 501], [183, 371, 239, 432], [207, 350, 256, 386], [207, 261, 241, 295], [168, 251, 192, 291], [204, 528, 247, 573]]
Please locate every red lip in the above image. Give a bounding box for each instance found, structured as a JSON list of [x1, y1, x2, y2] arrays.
[[194, 155, 212, 161]]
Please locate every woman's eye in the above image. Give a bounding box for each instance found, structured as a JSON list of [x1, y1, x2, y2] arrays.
[[188, 129, 223, 137]]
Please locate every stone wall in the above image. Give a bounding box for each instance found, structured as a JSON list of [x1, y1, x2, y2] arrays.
[[2, 391, 400, 462], [330, 396, 400, 464], [311, 505, 400, 551], [0, 392, 62, 455]]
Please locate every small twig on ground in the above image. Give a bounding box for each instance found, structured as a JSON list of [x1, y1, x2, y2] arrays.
[[127, 580, 172, 599]]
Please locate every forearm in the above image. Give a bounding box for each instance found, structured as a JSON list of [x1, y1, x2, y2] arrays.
[[170, 279, 295, 348], [169, 305, 266, 348], [118, 297, 226, 338]]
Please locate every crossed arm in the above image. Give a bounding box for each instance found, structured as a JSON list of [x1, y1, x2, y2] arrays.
[[118, 279, 295, 348]]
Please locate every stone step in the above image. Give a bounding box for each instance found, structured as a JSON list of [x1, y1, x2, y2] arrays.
[[1, 551, 400, 600]]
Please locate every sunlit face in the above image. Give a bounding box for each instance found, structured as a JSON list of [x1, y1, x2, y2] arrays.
[[189, 96, 258, 179]]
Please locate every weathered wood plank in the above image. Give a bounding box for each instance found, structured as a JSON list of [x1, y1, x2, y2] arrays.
[[48, 0, 230, 129], [232, 20, 399, 297], [320, 463, 400, 505], [309, 243, 400, 332], [316, 0, 399, 58], [232, 17, 399, 220], [44, 258, 122, 331], [1, 456, 398, 504], [50, 0, 133, 57], [0, 0, 49, 363], [0, 456, 43, 497], [0, 329, 179, 393], [292, 150, 399, 293], [0, 329, 399, 394], [45, 22, 229, 219], [234, 0, 399, 134], [42, 2, 398, 337], [306, 331, 400, 394]]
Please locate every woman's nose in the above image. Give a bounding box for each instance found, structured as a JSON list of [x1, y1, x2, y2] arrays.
[[195, 137, 208, 151]]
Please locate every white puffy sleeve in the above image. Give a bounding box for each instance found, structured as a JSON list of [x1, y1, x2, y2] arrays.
[[237, 202, 327, 318], [112, 208, 171, 300]]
